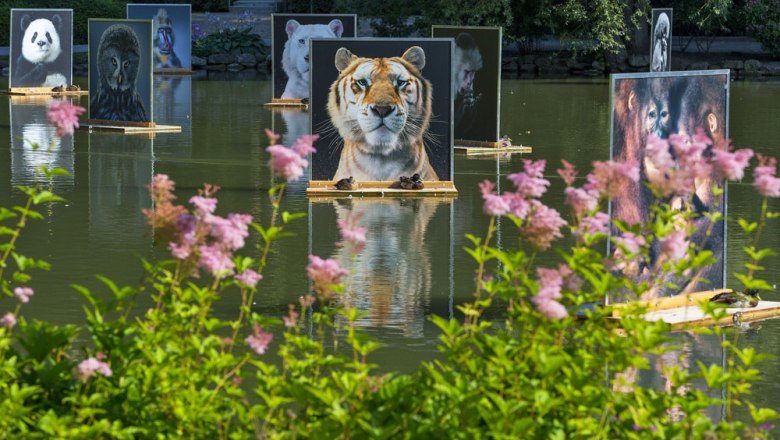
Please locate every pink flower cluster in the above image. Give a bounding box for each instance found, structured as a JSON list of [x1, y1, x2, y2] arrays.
[[307, 255, 348, 300], [14, 287, 33, 304], [576, 211, 610, 238], [582, 160, 640, 199], [266, 130, 319, 182], [659, 230, 690, 263], [754, 154, 780, 198], [337, 213, 367, 254], [246, 323, 273, 355], [1, 313, 16, 329], [75, 357, 112, 381], [479, 161, 567, 249], [47, 100, 86, 137], [532, 266, 568, 320]]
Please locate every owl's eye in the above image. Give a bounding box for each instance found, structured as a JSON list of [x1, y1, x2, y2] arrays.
[[112, 58, 117, 66], [123, 60, 129, 69]]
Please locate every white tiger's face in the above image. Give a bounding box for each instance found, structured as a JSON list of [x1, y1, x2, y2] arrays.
[[328, 48, 431, 157], [282, 19, 343, 80]]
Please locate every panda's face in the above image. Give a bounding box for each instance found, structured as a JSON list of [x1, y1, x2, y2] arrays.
[[21, 18, 62, 64]]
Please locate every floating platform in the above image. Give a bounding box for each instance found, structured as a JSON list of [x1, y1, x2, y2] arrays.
[[155, 68, 193, 75], [307, 180, 458, 197], [454, 138, 532, 155], [611, 289, 780, 329], [81, 119, 181, 135], [1, 87, 88, 97], [263, 98, 309, 109]]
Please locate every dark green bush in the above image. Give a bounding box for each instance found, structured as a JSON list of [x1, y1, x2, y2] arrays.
[[744, 0, 780, 57], [192, 27, 267, 57]]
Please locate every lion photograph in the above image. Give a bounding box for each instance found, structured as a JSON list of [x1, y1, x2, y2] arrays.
[[308, 39, 453, 182], [271, 14, 356, 99], [610, 71, 730, 298]]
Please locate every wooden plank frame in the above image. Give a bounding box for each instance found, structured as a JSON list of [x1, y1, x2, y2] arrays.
[[307, 180, 458, 197]]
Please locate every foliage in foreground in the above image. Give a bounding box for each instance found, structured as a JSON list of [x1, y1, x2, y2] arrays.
[[1, 126, 779, 438]]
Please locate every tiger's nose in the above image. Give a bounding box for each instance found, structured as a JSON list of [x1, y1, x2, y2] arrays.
[[371, 105, 395, 118]]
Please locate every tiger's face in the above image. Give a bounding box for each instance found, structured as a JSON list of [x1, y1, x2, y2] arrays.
[[328, 46, 431, 157]]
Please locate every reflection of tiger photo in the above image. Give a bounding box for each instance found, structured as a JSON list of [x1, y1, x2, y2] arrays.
[[282, 19, 343, 99], [327, 46, 438, 181], [153, 8, 181, 69]]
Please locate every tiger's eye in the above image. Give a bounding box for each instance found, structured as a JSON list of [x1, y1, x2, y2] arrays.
[[356, 79, 368, 88]]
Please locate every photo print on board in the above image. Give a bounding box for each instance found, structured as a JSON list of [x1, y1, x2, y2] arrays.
[[272, 14, 357, 99], [127, 4, 192, 70], [309, 38, 453, 182], [650, 8, 673, 72], [610, 70, 730, 298], [432, 26, 501, 143], [88, 19, 153, 123], [10, 9, 73, 88]]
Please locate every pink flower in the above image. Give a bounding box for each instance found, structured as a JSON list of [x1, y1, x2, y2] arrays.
[[75, 357, 112, 381], [148, 174, 177, 204], [337, 213, 367, 253], [520, 201, 567, 250], [508, 160, 550, 198], [712, 144, 753, 181], [291, 134, 319, 156], [189, 196, 218, 217], [1, 313, 16, 329], [235, 269, 262, 287], [754, 155, 780, 198], [283, 310, 300, 328], [14, 287, 34, 304], [613, 232, 646, 255], [557, 160, 577, 186], [198, 244, 235, 277], [265, 128, 281, 144], [584, 160, 639, 198], [479, 180, 510, 216], [307, 255, 347, 299], [564, 186, 599, 217], [503, 192, 530, 219], [168, 242, 191, 259], [267, 145, 309, 182], [209, 213, 252, 251], [536, 267, 563, 300], [47, 100, 85, 137], [532, 296, 568, 320], [660, 230, 689, 262], [576, 211, 610, 237], [246, 323, 273, 355], [299, 295, 316, 308]]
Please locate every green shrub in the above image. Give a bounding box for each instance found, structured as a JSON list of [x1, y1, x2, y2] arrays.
[[192, 27, 267, 57], [744, 0, 780, 58]]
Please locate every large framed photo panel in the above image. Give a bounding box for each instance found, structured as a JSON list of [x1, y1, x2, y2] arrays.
[[309, 38, 454, 184], [650, 8, 673, 72], [432, 25, 501, 143], [127, 3, 192, 72], [609, 70, 730, 297], [9, 8, 73, 89], [88, 19, 154, 123], [272, 13, 357, 99]]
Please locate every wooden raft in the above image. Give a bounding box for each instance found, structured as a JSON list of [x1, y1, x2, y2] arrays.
[[81, 119, 181, 135], [454, 138, 533, 155], [263, 98, 309, 109], [155, 68, 193, 75], [2, 87, 89, 96], [307, 180, 458, 197], [611, 289, 780, 329]]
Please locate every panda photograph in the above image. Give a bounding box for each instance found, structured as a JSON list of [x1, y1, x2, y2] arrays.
[[127, 4, 191, 70], [272, 14, 357, 100], [432, 26, 501, 143], [10, 9, 73, 89], [88, 19, 153, 123]]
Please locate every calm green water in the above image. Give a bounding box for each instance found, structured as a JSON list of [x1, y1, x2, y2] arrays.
[[1, 75, 779, 419]]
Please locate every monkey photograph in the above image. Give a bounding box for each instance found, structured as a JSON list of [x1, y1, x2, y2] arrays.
[[610, 71, 730, 298], [127, 4, 191, 71], [89, 20, 153, 123], [432, 26, 501, 143], [650, 9, 672, 72], [10, 9, 73, 89]]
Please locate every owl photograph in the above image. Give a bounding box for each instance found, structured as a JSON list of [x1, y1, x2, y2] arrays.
[[89, 19, 153, 123], [10, 9, 73, 89]]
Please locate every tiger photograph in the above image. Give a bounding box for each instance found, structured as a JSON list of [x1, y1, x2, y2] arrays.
[[309, 39, 453, 182]]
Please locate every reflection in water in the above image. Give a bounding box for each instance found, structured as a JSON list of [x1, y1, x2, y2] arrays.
[[153, 75, 193, 158], [88, 134, 153, 246], [9, 96, 75, 190], [318, 198, 449, 338], [272, 108, 311, 193]]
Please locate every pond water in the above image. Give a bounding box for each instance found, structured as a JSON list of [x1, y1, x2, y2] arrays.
[[1, 75, 779, 421]]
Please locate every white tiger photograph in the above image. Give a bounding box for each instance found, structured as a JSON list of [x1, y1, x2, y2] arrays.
[[272, 14, 356, 99], [309, 39, 453, 182], [10, 9, 73, 89]]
